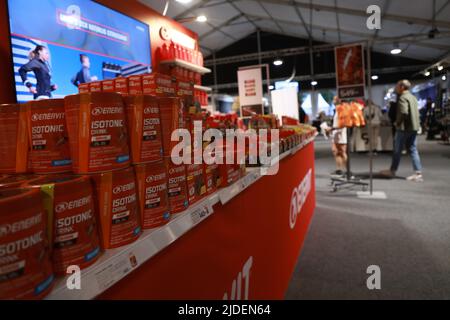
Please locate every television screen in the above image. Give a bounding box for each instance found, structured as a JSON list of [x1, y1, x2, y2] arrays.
[[8, 0, 152, 103]]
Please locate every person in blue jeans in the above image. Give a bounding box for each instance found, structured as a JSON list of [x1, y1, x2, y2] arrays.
[[382, 80, 423, 182]]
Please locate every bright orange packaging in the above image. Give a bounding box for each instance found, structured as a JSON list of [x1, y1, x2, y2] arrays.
[[124, 95, 163, 164], [165, 158, 189, 214], [186, 163, 206, 205], [159, 97, 185, 157], [27, 99, 72, 174], [78, 83, 90, 94], [0, 188, 54, 300], [64, 93, 130, 174], [89, 82, 103, 93], [0, 104, 29, 174], [177, 79, 195, 112], [114, 78, 129, 95], [128, 75, 143, 95], [92, 167, 142, 249], [142, 73, 176, 97], [135, 162, 170, 229], [26, 175, 101, 275], [102, 80, 115, 93]]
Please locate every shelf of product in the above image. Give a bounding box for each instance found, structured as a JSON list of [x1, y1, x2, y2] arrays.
[[160, 59, 211, 75], [44, 132, 315, 300], [0, 80, 317, 300]]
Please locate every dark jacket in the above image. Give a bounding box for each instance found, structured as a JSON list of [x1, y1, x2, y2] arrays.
[[19, 58, 53, 98], [72, 67, 91, 87]]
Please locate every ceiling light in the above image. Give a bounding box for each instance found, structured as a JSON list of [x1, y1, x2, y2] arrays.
[[176, 0, 192, 3], [443, 75, 447, 81], [371, 75, 379, 80], [390, 42, 402, 55], [424, 71, 430, 77], [437, 65, 444, 71], [269, 85, 274, 90], [311, 81, 318, 86], [273, 59, 283, 66], [196, 15, 207, 23]]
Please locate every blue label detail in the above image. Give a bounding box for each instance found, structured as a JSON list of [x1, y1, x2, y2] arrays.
[[116, 155, 130, 163], [34, 274, 54, 296], [184, 201, 189, 208], [52, 159, 72, 167], [163, 212, 171, 220], [85, 246, 100, 262], [133, 227, 141, 236]]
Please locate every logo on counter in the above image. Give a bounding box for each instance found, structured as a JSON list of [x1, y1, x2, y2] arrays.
[[289, 169, 312, 229], [223, 256, 253, 300]]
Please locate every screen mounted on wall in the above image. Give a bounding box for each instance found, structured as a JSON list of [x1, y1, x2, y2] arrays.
[[8, 0, 152, 103]]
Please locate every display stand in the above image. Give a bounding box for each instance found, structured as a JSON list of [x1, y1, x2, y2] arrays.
[[330, 128, 369, 193]]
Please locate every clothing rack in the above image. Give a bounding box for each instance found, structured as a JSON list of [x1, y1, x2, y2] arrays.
[[330, 127, 369, 193]]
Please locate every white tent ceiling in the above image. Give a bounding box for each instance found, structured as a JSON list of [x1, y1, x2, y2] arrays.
[[140, 0, 450, 62]]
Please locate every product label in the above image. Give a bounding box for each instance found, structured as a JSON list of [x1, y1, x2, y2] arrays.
[[28, 103, 72, 173], [90, 82, 102, 93], [142, 74, 176, 97], [50, 179, 100, 275], [166, 161, 188, 213], [128, 76, 143, 95], [108, 169, 141, 247], [114, 78, 129, 95], [0, 190, 53, 299], [159, 98, 185, 156], [78, 83, 90, 94], [0, 106, 26, 174], [136, 162, 170, 229], [186, 164, 206, 205], [125, 98, 163, 164], [102, 80, 115, 93]]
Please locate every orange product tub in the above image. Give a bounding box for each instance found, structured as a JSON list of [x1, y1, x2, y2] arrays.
[[0, 188, 54, 300], [165, 158, 189, 214], [27, 99, 72, 174], [25, 175, 101, 276], [135, 162, 170, 229], [0, 104, 29, 174], [64, 92, 130, 174], [159, 97, 185, 157], [124, 95, 163, 164], [91, 167, 142, 249]]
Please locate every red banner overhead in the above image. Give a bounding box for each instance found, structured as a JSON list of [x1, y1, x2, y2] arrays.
[[335, 44, 366, 100]]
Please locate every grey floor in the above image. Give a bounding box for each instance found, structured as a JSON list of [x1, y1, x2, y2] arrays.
[[286, 135, 450, 300]]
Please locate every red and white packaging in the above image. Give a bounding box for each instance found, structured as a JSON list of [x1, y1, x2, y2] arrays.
[[203, 163, 221, 195], [64, 92, 130, 174], [128, 75, 143, 95], [185, 163, 206, 205], [165, 158, 189, 214], [142, 73, 176, 97], [0, 188, 54, 300], [114, 78, 129, 95], [78, 83, 90, 94], [135, 162, 170, 229], [124, 95, 163, 164], [89, 82, 102, 93], [102, 80, 115, 93], [219, 163, 242, 187], [26, 175, 101, 275], [0, 104, 29, 174], [159, 97, 185, 157], [26, 99, 72, 174], [92, 167, 142, 249], [177, 79, 195, 112]]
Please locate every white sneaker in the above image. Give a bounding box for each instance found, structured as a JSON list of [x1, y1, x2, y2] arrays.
[[406, 173, 424, 182]]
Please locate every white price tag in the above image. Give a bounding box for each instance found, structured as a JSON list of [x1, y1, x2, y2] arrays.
[[240, 172, 259, 189], [190, 202, 214, 226], [95, 254, 134, 291]]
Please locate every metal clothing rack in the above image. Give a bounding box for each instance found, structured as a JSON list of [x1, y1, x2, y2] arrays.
[[330, 127, 369, 193]]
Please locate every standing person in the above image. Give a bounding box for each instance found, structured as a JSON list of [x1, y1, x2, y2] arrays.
[[381, 80, 423, 182], [327, 96, 348, 177], [364, 100, 383, 154], [424, 98, 436, 141], [19, 45, 57, 99], [71, 54, 97, 87]]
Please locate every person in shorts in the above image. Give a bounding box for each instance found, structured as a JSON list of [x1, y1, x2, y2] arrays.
[[328, 96, 348, 177]]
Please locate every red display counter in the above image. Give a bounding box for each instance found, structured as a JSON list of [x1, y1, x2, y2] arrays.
[[100, 143, 316, 300]]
